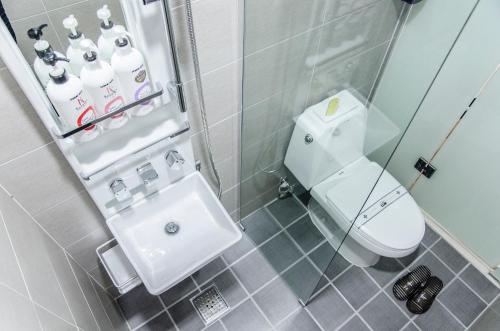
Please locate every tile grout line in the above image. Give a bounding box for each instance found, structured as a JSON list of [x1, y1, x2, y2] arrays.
[[263, 201, 375, 331], [466, 291, 500, 330], [0, 203, 45, 330], [227, 274, 278, 330], [131, 310, 165, 331], [65, 252, 102, 331]]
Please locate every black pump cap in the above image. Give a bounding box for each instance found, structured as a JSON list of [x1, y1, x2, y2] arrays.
[[115, 37, 128, 48], [49, 67, 68, 84], [35, 45, 53, 59], [100, 19, 114, 30], [42, 53, 70, 84], [68, 30, 83, 40], [83, 51, 97, 62], [27, 24, 48, 41]]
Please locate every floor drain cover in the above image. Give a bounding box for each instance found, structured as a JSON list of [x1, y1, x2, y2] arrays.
[[191, 285, 230, 324]]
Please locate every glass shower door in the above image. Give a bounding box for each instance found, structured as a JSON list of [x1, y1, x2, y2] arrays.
[[240, 0, 412, 304]]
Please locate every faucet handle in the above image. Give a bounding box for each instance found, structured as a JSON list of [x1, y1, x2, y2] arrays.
[[109, 179, 132, 203], [166, 150, 185, 170], [137, 163, 158, 186]]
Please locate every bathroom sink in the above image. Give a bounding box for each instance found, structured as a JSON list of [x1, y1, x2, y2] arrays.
[[106, 172, 242, 295]]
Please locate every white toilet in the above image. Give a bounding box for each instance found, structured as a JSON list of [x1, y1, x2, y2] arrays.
[[284, 90, 425, 267]]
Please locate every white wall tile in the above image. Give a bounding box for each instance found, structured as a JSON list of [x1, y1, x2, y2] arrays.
[[0, 189, 74, 324], [35, 191, 106, 248], [0, 143, 83, 215], [66, 227, 112, 272], [0, 68, 52, 165], [0, 285, 41, 331]]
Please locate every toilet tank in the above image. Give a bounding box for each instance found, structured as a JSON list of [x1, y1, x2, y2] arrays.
[[284, 90, 367, 190]]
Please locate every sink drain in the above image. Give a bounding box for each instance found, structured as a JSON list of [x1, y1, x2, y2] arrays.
[[165, 221, 179, 235]]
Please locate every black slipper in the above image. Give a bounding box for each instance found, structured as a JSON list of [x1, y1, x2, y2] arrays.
[[392, 265, 431, 301], [406, 276, 443, 314]]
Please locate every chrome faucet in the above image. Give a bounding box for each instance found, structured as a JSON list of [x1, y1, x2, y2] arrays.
[[109, 179, 132, 203], [137, 163, 159, 186], [166, 150, 185, 170]]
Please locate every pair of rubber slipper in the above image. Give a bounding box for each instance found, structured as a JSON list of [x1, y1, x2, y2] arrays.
[[392, 265, 443, 314]]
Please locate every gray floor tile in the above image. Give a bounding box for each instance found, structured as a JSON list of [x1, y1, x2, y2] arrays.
[[201, 270, 247, 307], [439, 279, 487, 327], [222, 299, 272, 331], [401, 322, 419, 331], [414, 301, 465, 331], [231, 250, 278, 294], [282, 258, 324, 303], [222, 232, 256, 265], [308, 286, 354, 330], [459, 265, 499, 303], [192, 258, 227, 286], [205, 321, 225, 331], [259, 232, 302, 273], [167, 291, 204, 331], [338, 316, 370, 331], [422, 225, 440, 248], [469, 307, 500, 331], [159, 277, 197, 307], [490, 296, 500, 315], [333, 267, 379, 310], [287, 215, 325, 253], [360, 292, 409, 331], [309, 242, 351, 280], [397, 244, 426, 267], [411, 251, 455, 285], [276, 309, 320, 331], [366, 257, 406, 287], [240, 209, 281, 245], [431, 239, 468, 273], [253, 277, 301, 325], [116, 285, 164, 329], [136, 312, 176, 331], [266, 197, 306, 227], [339, 316, 370, 331]]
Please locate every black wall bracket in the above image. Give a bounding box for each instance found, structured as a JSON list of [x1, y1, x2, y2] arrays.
[[414, 157, 436, 178]]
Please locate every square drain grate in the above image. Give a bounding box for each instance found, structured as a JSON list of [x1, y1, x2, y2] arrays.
[[191, 285, 230, 324]]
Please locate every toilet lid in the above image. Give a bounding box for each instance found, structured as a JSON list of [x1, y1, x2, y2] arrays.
[[326, 162, 400, 223], [359, 194, 425, 251], [324, 161, 425, 251]]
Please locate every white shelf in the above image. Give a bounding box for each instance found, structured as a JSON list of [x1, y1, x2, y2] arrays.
[[71, 102, 187, 179]]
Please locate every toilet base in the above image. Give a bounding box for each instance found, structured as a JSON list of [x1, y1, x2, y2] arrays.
[[308, 199, 380, 268]]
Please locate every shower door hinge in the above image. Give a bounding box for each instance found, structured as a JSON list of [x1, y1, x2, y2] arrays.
[[414, 157, 436, 178]]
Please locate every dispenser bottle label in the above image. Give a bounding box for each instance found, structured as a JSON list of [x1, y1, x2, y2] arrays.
[[94, 78, 125, 118], [53, 90, 96, 131]]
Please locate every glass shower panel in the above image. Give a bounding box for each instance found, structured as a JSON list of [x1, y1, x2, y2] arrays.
[[241, 0, 409, 303]]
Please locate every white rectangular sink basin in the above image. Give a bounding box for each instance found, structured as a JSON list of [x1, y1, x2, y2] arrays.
[[106, 172, 242, 295]]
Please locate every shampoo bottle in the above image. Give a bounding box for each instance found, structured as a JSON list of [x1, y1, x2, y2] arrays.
[[27, 24, 71, 87], [43, 53, 99, 142], [79, 39, 128, 129], [62, 15, 86, 76], [111, 26, 153, 116], [96, 5, 126, 63]]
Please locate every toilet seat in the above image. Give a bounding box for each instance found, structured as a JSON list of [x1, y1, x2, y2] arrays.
[[310, 158, 425, 261]]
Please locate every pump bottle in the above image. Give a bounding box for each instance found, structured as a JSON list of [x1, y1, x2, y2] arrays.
[[27, 24, 71, 87], [80, 39, 128, 129], [43, 53, 99, 142], [111, 26, 153, 116], [96, 5, 127, 63], [62, 15, 86, 76]]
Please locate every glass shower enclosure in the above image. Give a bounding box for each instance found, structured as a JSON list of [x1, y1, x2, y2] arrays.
[[239, 0, 448, 306]]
